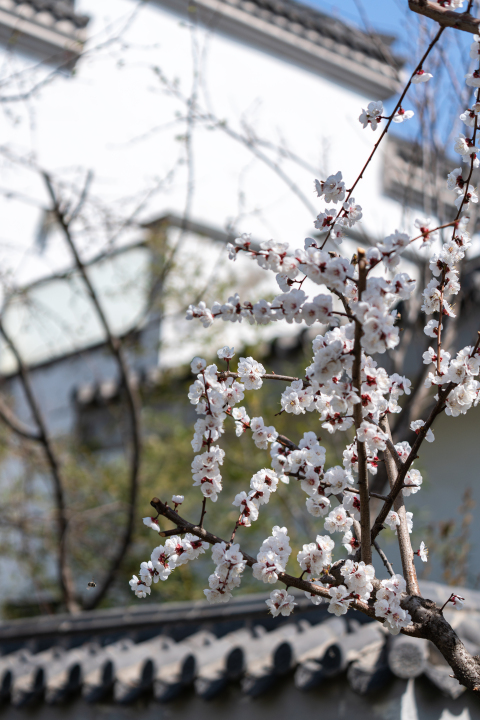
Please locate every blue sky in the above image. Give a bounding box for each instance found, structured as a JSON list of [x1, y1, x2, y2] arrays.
[[304, 0, 409, 50]]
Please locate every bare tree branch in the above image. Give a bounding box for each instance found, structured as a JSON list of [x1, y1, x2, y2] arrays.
[[373, 540, 395, 577], [0, 396, 41, 441], [0, 320, 78, 612], [43, 172, 142, 611]]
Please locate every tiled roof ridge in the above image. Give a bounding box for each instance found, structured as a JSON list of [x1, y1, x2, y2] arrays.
[[220, 0, 400, 67], [0, 601, 479, 707], [1, 0, 89, 30], [1, 582, 480, 643]]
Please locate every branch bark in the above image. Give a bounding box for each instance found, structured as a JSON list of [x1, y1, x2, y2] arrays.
[[409, 0, 480, 34], [379, 415, 420, 595], [351, 248, 372, 565], [403, 595, 480, 691]]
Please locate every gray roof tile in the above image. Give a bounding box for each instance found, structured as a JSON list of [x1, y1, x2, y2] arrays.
[[1, 589, 480, 708], [222, 0, 398, 67], [7, 0, 88, 29]]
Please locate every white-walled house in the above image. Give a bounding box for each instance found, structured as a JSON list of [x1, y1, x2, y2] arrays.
[[0, 0, 413, 369], [0, 0, 479, 604]]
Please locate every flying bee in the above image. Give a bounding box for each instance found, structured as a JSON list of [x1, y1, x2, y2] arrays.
[[87, 580, 96, 589]]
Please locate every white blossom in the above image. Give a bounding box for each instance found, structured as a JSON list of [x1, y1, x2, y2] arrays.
[[410, 419, 435, 442], [266, 589, 297, 617], [392, 108, 414, 123], [191, 357, 207, 374], [306, 495, 331, 517], [412, 69, 433, 83], [385, 510, 400, 532], [324, 506, 353, 534], [450, 594, 465, 609], [217, 346, 235, 360], [314, 171, 345, 204], [143, 516, 160, 532], [359, 101, 383, 130], [466, 70, 480, 88], [129, 575, 151, 598], [417, 541, 429, 563], [237, 357, 265, 389], [328, 585, 352, 615]]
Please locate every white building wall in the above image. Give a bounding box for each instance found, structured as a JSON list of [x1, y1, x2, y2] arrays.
[[0, 0, 408, 292]]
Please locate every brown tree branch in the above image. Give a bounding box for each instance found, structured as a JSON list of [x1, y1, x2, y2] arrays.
[[43, 172, 142, 611], [373, 540, 395, 577], [408, 0, 480, 34], [150, 496, 376, 617], [0, 320, 79, 612], [0, 396, 41, 442], [403, 595, 480, 691], [351, 248, 371, 565], [219, 371, 302, 383], [320, 24, 445, 249], [380, 415, 420, 595]]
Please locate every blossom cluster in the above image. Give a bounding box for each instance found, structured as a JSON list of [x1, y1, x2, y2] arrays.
[[374, 575, 413, 635], [233, 468, 279, 527], [129, 533, 209, 598], [204, 541, 247, 604], [266, 588, 297, 616], [252, 526, 292, 584]]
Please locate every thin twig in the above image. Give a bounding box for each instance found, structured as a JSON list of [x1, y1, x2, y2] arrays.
[[0, 396, 41, 441], [159, 527, 185, 538], [219, 371, 302, 383], [373, 540, 395, 577], [320, 25, 445, 249], [199, 497, 207, 529], [371, 382, 453, 545]]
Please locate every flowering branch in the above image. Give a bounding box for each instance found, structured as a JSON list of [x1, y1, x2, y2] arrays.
[[150, 496, 377, 620], [320, 24, 445, 248], [219, 371, 303, 384]]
